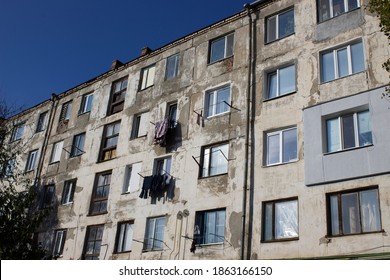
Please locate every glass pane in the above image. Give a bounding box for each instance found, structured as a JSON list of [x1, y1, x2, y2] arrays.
[[357, 111, 372, 146], [86, 242, 95, 254], [348, 0, 359, 11], [330, 195, 340, 235], [267, 133, 280, 165], [114, 81, 121, 93], [360, 190, 381, 232], [275, 200, 298, 239], [267, 72, 277, 99], [327, 118, 340, 152], [321, 51, 335, 82], [279, 9, 294, 38], [123, 224, 133, 251], [210, 144, 228, 176], [264, 203, 273, 241], [106, 135, 118, 148], [337, 47, 349, 78], [202, 148, 210, 177], [226, 34, 234, 57], [216, 87, 230, 114], [267, 16, 277, 42], [351, 41, 365, 73], [282, 128, 297, 162], [318, 0, 331, 22], [94, 241, 101, 254], [144, 219, 154, 250], [333, 0, 345, 17], [146, 66, 155, 88], [210, 37, 225, 63], [205, 212, 216, 244], [121, 79, 128, 90], [341, 193, 361, 234], [166, 55, 177, 80], [154, 218, 165, 249], [215, 210, 226, 243], [279, 65, 296, 95], [117, 224, 125, 252], [342, 115, 355, 149], [207, 92, 215, 117]]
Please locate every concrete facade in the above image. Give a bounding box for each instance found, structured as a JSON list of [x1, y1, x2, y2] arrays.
[[3, 0, 390, 260]]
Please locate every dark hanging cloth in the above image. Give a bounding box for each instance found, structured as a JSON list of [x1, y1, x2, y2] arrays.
[[190, 240, 196, 253], [166, 177, 175, 200], [139, 175, 153, 199], [154, 119, 169, 146]]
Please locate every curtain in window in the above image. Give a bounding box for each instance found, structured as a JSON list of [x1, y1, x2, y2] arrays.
[[275, 200, 298, 239], [327, 118, 340, 152], [357, 111, 372, 146], [360, 189, 381, 232]]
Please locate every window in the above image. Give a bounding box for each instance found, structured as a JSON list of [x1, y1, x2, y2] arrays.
[[143, 216, 165, 251], [41, 185, 55, 209], [209, 33, 234, 63], [139, 65, 156, 90], [108, 78, 127, 115], [266, 64, 296, 99], [266, 8, 295, 43], [115, 221, 134, 253], [70, 133, 85, 157], [52, 229, 66, 257], [25, 149, 38, 172], [165, 53, 180, 80], [83, 225, 104, 260], [36, 111, 48, 132], [326, 110, 372, 153], [61, 179, 76, 204], [131, 112, 149, 139], [262, 198, 299, 241], [10, 123, 25, 142], [99, 121, 120, 161], [155, 156, 172, 184], [327, 188, 381, 236], [80, 92, 93, 114], [1, 158, 15, 177], [205, 85, 231, 118], [194, 208, 226, 245], [50, 141, 64, 163], [317, 0, 360, 22], [320, 40, 365, 83], [90, 172, 111, 215], [201, 142, 229, 177], [266, 127, 297, 166], [167, 102, 178, 128], [122, 162, 142, 193], [59, 101, 72, 122]]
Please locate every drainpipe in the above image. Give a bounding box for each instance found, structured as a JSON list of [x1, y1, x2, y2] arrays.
[[241, 3, 253, 260], [33, 93, 59, 188]]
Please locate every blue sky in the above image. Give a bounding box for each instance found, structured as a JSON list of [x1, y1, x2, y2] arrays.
[[0, 0, 250, 112]]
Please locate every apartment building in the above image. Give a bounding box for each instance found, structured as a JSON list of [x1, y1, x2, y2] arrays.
[[3, 0, 390, 260]]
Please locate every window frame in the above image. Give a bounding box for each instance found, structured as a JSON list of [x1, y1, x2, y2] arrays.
[[208, 33, 234, 64], [265, 7, 295, 43], [52, 229, 67, 258], [265, 64, 296, 100], [200, 142, 229, 178], [194, 208, 226, 246], [261, 197, 299, 242], [130, 112, 149, 139], [122, 162, 143, 194], [89, 171, 111, 216], [143, 216, 166, 252], [59, 101, 72, 123], [61, 179, 76, 205], [317, 0, 360, 23], [114, 221, 134, 253], [165, 53, 180, 80], [266, 127, 298, 166], [320, 40, 365, 83], [25, 149, 38, 172], [325, 110, 372, 153], [205, 85, 231, 118], [79, 92, 94, 115], [70, 132, 86, 157], [50, 141, 64, 163], [36, 111, 48, 133], [326, 187, 382, 237], [99, 121, 121, 162], [108, 78, 127, 115], [10, 123, 25, 142], [139, 64, 156, 91], [82, 224, 104, 260]]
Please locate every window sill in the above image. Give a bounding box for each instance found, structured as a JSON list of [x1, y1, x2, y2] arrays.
[[205, 111, 230, 120], [78, 111, 91, 116], [138, 85, 154, 92], [264, 32, 295, 45], [208, 55, 234, 66], [196, 242, 224, 248], [142, 249, 164, 253], [87, 212, 108, 217], [48, 161, 60, 165], [263, 91, 296, 102], [97, 157, 117, 164], [263, 159, 298, 168], [61, 202, 74, 206], [199, 173, 228, 180], [261, 237, 299, 243], [113, 250, 132, 254], [326, 229, 384, 239], [130, 135, 147, 141], [324, 144, 373, 156]]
